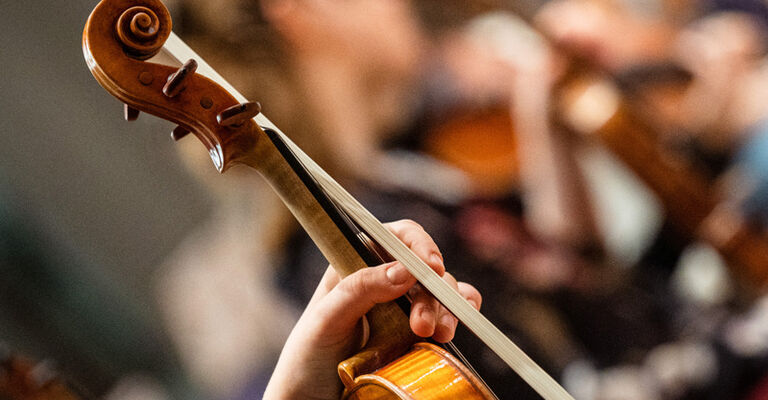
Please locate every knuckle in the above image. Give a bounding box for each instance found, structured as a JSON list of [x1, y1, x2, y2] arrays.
[[405, 231, 435, 251], [458, 282, 482, 308], [443, 272, 457, 284], [409, 283, 425, 298], [399, 219, 425, 232], [342, 270, 371, 299], [474, 291, 483, 308], [408, 285, 421, 299]]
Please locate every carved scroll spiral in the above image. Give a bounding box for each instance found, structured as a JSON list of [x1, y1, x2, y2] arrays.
[[116, 6, 170, 59]]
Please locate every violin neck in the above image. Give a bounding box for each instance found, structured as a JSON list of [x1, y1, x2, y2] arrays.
[[241, 129, 365, 278], [155, 32, 573, 400], [238, 123, 418, 380]]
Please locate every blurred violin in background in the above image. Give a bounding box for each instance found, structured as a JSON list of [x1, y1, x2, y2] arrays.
[[530, 0, 768, 291], [554, 61, 768, 292], [80, 0, 575, 398], [424, 105, 519, 197], [0, 346, 82, 400]]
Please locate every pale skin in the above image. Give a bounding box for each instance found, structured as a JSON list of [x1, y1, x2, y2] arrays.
[[263, 220, 482, 399]]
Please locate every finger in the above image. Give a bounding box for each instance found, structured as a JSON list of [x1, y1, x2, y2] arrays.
[[433, 273, 459, 343], [307, 266, 342, 307], [458, 282, 482, 310], [409, 284, 439, 338], [312, 262, 416, 334], [385, 219, 445, 276]]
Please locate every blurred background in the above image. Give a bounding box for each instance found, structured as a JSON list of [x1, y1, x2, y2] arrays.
[[3, 0, 768, 399]]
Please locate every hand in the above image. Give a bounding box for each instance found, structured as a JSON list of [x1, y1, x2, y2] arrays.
[[263, 219, 482, 400]]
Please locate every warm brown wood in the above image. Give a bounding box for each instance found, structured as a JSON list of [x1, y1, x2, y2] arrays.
[[81, 0, 579, 395], [82, 1, 530, 397], [343, 343, 496, 400], [154, 21, 571, 400], [114, 5, 168, 60], [84, 0, 252, 172], [123, 104, 139, 121], [424, 106, 519, 196], [83, 0, 418, 387], [170, 125, 191, 141], [557, 75, 768, 289], [236, 124, 418, 378], [162, 59, 197, 98], [217, 102, 262, 127], [1, 355, 81, 400]]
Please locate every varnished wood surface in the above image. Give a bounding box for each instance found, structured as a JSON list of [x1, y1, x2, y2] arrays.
[[558, 75, 768, 288], [343, 343, 495, 400], [159, 21, 572, 400], [83, 0, 256, 172], [83, 0, 415, 381], [83, 1, 575, 398], [240, 129, 417, 377]]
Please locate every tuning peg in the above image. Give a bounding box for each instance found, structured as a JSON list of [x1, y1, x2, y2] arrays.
[[217, 102, 261, 127], [163, 59, 198, 98], [124, 104, 140, 121], [171, 125, 191, 141]]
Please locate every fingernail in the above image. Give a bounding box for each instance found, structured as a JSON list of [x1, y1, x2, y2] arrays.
[[467, 299, 479, 310], [386, 263, 410, 285]]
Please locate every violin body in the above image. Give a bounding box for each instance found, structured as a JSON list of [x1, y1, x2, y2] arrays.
[[342, 343, 494, 399], [557, 72, 768, 289], [424, 105, 519, 197], [82, 0, 577, 398], [82, 1, 497, 398]]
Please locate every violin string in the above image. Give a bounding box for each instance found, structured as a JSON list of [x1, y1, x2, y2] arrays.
[[317, 182, 501, 398], [161, 33, 574, 400], [284, 139, 574, 400], [444, 340, 501, 400]]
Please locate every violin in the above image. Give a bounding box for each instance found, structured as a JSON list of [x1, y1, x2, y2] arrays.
[[82, 0, 573, 398], [554, 63, 768, 290], [423, 104, 520, 198], [0, 348, 82, 400]]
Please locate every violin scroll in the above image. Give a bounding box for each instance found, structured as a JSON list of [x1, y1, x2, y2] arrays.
[[116, 6, 168, 59], [83, 0, 265, 172]]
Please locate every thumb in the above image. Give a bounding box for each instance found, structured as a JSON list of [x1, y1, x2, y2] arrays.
[[313, 262, 415, 333]]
